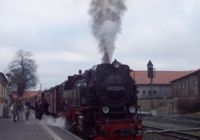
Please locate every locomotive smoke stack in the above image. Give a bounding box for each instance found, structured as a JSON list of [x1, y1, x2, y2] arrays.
[[89, 0, 127, 63], [79, 69, 82, 75]]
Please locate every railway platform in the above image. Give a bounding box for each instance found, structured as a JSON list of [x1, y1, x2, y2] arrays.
[[0, 112, 82, 140]]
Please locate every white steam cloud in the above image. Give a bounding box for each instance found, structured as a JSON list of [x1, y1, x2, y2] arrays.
[[40, 115, 66, 129], [89, 0, 127, 63]]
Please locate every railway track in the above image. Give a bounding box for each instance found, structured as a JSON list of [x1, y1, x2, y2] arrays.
[[142, 115, 200, 127], [144, 126, 200, 140], [161, 131, 200, 140]]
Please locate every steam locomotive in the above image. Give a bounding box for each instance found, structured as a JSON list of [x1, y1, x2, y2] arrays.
[[41, 60, 143, 140]]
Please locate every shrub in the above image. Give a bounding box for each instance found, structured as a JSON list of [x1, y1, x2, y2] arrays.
[[177, 96, 200, 113]]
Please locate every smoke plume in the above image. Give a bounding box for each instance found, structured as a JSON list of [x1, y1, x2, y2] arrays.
[[89, 0, 127, 63]]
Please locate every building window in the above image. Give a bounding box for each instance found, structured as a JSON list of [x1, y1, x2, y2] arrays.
[[142, 90, 146, 94], [148, 90, 152, 95], [154, 90, 156, 95]]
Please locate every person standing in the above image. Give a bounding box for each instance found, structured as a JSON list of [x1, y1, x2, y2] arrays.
[[25, 100, 31, 108], [24, 103, 30, 121], [35, 99, 40, 119], [12, 101, 19, 122], [17, 99, 24, 121], [41, 98, 49, 115], [38, 100, 43, 120]]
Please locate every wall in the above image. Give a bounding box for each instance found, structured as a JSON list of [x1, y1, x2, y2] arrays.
[[137, 84, 172, 99], [172, 71, 200, 97], [0, 74, 8, 105]]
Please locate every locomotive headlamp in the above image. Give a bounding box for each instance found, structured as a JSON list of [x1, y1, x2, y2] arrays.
[[129, 106, 135, 114], [78, 115, 84, 120], [102, 106, 110, 114]]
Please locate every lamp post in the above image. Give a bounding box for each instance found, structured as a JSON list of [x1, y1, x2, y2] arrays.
[[147, 60, 154, 111]]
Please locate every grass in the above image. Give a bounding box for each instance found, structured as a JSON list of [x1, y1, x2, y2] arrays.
[[138, 98, 173, 113]]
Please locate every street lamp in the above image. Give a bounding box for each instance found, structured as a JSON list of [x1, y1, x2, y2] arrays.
[[147, 60, 154, 111]]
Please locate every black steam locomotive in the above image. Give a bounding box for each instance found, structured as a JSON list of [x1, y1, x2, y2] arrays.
[[62, 60, 142, 140], [41, 60, 142, 140]]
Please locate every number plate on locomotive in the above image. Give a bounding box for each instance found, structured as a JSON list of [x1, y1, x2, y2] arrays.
[[107, 86, 125, 91]]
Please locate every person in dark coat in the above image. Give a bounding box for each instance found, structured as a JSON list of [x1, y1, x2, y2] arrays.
[[12, 101, 19, 122], [41, 99, 49, 115], [24, 100, 31, 121], [35, 99, 49, 120], [35, 99, 41, 120], [18, 99, 24, 121], [38, 100, 44, 120], [25, 100, 31, 108]]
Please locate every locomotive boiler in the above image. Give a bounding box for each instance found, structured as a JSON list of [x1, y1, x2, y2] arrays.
[[63, 60, 143, 140]]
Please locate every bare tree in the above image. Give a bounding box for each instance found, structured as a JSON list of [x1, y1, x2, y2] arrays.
[[8, 50, 38, 97]]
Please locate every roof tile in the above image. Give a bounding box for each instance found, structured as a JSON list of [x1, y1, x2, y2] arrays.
[[131, 71, 192, 85], [11, 91, 39, 99]]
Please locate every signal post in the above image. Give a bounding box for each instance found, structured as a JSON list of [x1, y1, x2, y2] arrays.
[[147, 60, 156, 115]]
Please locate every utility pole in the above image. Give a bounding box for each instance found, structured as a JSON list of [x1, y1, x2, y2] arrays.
[[147, 60, 155, 111]]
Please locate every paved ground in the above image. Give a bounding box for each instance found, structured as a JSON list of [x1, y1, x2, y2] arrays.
[[0, 118, 51, 140], [0, 112, 82, 140]]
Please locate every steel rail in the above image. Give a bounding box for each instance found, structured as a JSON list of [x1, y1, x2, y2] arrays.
[[144, 126, 200, 140]]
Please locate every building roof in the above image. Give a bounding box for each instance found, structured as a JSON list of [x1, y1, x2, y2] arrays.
[[171, 69, 200, 82], [11, 91, 38, 99], [131, 71, 192, 85]]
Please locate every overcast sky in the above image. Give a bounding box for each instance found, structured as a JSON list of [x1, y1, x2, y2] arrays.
[[0, 0, 200, 90]]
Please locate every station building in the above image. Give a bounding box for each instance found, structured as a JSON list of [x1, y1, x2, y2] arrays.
[[171, 69, 200, 97], [0, 72, 8, 117], [0, 72, 8, 104], [131, 71, 191, 99]]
